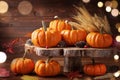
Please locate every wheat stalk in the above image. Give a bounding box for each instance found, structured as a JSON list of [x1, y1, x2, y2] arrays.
[[72, 6, 112, 34]]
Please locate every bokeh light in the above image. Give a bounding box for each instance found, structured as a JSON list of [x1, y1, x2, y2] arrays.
[[0, 52, 7, 63], [111, 9, 119, 17], [105, 1, 112, 7], [111, 0, 118, 8], [116, 35, 120, 42], [82, 0, 90, 3], [114, 71, 120, 78], [116, 23, 120, 29], [18, 1, 33, 15], [114, 54, 119, 61], [118, 27, 120, 32], [0, 1, 9, 14], [97, 1, 104, 8], [106, 6, 112, 12]]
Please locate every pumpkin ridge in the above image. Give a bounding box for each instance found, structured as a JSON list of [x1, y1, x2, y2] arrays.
[[37, 30, 44, 47], [35, 60, 41, 75], [49, 63, 54, 76], [21, 59, 25, 74], [39, 62, 46, 76], [11, 58, 19, 73], [54, 20, 59, 31], [99, 64, 102, 75], [45, 31, 49, 47], [37, 30, 41, 46], [58, 21, 64, 31], [31, 29, 39, 46], [16, 59, 23, 74]]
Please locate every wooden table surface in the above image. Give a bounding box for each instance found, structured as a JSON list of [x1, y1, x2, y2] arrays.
[[0, 62, 120, 80], [0, 53, 120, 80]]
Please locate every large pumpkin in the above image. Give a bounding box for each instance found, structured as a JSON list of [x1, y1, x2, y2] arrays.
[[31, 27, 61, 48], [61, 28, 87, 45], [49, 19, 71, 32], [10, 58, 35, 74], [34, 58, 61, 77], [83, 63, 107, 76], [86, 32, 113, 48]]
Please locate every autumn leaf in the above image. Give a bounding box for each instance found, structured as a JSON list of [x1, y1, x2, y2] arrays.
[[21, 75, 39, 80]]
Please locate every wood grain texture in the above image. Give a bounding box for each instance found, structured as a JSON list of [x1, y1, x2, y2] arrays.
[[25, 44, 117, 58], [0, 0, 119, 42]]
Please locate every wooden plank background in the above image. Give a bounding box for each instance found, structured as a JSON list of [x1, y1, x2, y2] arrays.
[[0, 0, 119, 39]]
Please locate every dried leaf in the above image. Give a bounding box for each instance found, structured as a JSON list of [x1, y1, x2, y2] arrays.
[[21, 75, 39, 80]]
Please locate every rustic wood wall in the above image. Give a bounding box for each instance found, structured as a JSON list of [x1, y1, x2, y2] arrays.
[[0, 0, 119, 39]]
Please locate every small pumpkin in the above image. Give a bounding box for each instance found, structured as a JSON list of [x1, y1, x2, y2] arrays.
[[31, 21, 61, 48], [61, 28, 87, 45], [49, 16, 71, 32], [10, 49, 35, 74], [83, 59, 107, 76], [86, 27, 113, 48], [34, 57, 61, 77]]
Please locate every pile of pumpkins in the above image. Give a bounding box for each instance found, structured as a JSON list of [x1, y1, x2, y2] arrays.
[[31, 18, 113, 48], [10, 50, 107, 77], [10, 50, 61, 77], [10, 18, 112, 77]]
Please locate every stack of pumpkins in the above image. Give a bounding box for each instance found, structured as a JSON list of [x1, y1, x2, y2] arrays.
[[31, 19, 87, 48], [31, 17, 113, 48], [10, 17, 113, 77]]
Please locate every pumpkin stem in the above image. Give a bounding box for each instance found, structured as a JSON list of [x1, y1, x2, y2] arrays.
[[42, 20, 47, 31], [46, 56, 53, 63], [54, 16, 59, 19], [71, 26, 74, 30], [66, 20, 74, 30], [100, 25, 104, 34], [23, 48, 30, 60]]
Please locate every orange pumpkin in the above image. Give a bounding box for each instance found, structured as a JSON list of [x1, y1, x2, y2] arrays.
[[31, 21, 61, 48], [86, 32, 113, 48], [61, 28, 87, 45], [83, 63, 107, 76], [10, 49, 35, 74], [49, 19, 71, 32], [11, 58, 34, 74], [34, 58, 61, 77]]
